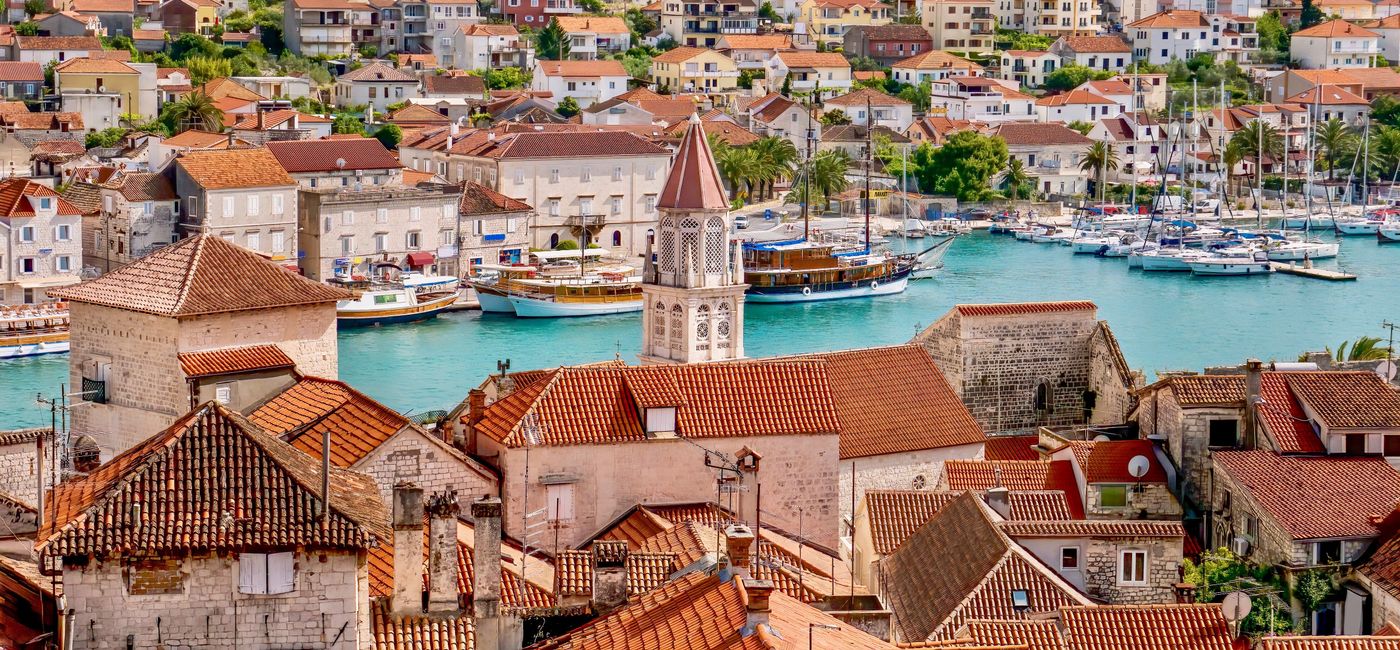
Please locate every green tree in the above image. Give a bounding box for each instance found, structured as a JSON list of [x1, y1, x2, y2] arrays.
[[1065, 120, 1093, 136], [781, 75, 792, 96], [1227, 120, 1284, 193], [1001, 156, 1033, 200], [747, 135, 798, 200], [332, 112, 364, 135], [1329, 336, 1394, 361], [556, 96, 581, 118], [915, 131, 1008, 200], [820, 109, 851, 126], [897, 79, 931, 112], [808, 149, 851, 208], [618, 51, 651, 78], [624, 8, 656, 41], [14, 21, 38, 36], [712, 138, 757, 202], [536, 18, 571, 61], [373, 124, 403, 149], [578, 0, 604, 11], [23, 0, 45, 15], [1256, 11, 1290, 55], [84, 127, 127, 149], [1044, 63, 1094, 92], [163, 90, 224, 132], [477, 67, 530, 90], [758, 0, 779, 20], [1301, 0, 1324, 27], [1080, 141, 1120, 200], [1314, 117, 1357, 180], [186, 55, 233, 84], [1373, 124, 1400, 178], [1373, 95, 1400, 128], [170, 33, 221, 61]]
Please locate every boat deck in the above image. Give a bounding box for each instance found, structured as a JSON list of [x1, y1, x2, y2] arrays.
[[1269, 263, 1357, 281]]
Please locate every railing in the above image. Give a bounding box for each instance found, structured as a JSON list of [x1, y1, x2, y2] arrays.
[[564, 213, 607, 227], [1331, 43, 1375, 53], [688, 69, 740, 77], [82, 377, 106, 404]]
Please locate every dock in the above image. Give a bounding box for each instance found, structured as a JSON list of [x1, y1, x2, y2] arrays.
[[1270, 263, 1357, 281]]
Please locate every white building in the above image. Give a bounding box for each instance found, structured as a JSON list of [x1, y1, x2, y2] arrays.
[[530, 60, 630, 107], [765, 51, 853, 100], [1050, 34, 1133, 71], [928, 76, 1036, 122], [890, 50, 985, 85], [989, 122, 1093, 197], [824, 87, 915, 132], [1036, 88, 1126, 123], [451, 23, 533, 70], [1290, 19, 1380, 69], [0, 178, 82, 304], [999, 49, 1059, 88], [427, 0, 483, 65], [1127, 10, 1214, 65], [333, 61, 420, 112]]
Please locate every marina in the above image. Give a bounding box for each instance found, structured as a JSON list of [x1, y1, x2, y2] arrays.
[[2, 228, 1396, 427]]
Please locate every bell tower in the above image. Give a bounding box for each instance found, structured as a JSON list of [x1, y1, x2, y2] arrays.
[[640, 114, 747, 365]]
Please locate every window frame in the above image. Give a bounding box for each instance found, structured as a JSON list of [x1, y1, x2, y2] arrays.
[[1118, 549, 1148, 586]]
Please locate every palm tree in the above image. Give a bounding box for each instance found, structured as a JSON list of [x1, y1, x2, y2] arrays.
[[167, 90, 223, 133], [1079, 141, 1119, 201], [1227, 121, 1284, 193], [1002, 157, 1033, 200], [809, 149, 850, 209], [1373, 125, 1400, 181], [1314, 118, 1358, 181], [748, 136, 798, 200], [1329, 336, 1393, 361]]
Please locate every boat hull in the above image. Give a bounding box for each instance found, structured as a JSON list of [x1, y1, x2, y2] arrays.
[[473, 287, 516, 313], [1188, 261, 1273, 275], [1337, 222, 1380, 235], [337, 293, 459, 327], [1265, 244, 1339, 261], [1380, 227, 1400, 244], [747, 273, 911, 303], [507, 296, 643, 317], [1281, 216, 1336, 230], [0, 331, 69, 359], [1139, 254, 1195, 272]]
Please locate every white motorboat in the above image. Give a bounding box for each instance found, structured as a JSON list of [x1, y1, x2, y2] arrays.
[[1105, 240, 1158, 258], [336, 274, 462, 327], [1264, 239, 1339, 261], [0, 302, 69, 359], [1070, 234, 1121, 254], [1281, 214, 1337, 230], [1188, 250, 1274, 276], [1336, 216, 1385, 235], [1379, 222, 1400, 243], [1137, 248, 1209, 272], [902, 218, 927, 239]]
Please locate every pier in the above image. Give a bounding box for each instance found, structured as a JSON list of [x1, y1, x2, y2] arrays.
[[1270, 263, 1358, 281]]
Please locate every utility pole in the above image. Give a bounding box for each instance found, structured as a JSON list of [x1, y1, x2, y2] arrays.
[[1384, 320, 1398, 360]]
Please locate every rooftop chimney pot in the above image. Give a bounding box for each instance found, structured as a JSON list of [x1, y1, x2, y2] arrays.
[[391, 482, 425, 617]]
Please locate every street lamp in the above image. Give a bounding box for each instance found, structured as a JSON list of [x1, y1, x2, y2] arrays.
[[808, 623, 840, 649]]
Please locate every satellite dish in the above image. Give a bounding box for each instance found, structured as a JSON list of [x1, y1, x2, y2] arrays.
[[336, 158, 347, 170], [1128, 455, 1151, 480], [1222, 591, 1252, 623], [1093, 434, 1112, 443], [1377, 360, 1397, 382]]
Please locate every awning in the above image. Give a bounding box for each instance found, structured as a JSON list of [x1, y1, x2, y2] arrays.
[[17, 275, 80, 289], [406, 252, 435, 267]]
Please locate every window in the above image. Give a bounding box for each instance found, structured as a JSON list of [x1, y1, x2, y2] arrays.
[[1010, 590, 1030, 609], [239, 551, 296, 595], [645, 195, 657, 213], [612, 166, 622, 181], [1346, 434, 1367, 455], [342, 211, 354, 226], [1118, 549, 1148, 585], [246, 232, 260, 251], [377, 208, 389, 224], [38, 197, 50, 211], [1060, 547, 1080, 570], [581, 167, 591, 182], [374, 233, 388, 252], [515, 169, 525, 185], [18, 226, 33, 242], [247, 195, 260, 216], [1208, 419, 1238, 448], [1313, 540, 1342, 565], [215, 381, 233, 404], [545, 483, 575, 522], [406, 231, 421, 249], [55, 255, 71, 272], [224, 196, 235, 217], [548, 199, 560, 217], [272, 231, 285, 253], [340, 236, 354, 254], [550, 168, 560, 183], [1386, 435, 1400, 457], [1100, 485, 1128, 508], [507, 218, 517, 233], [272, 194, 284, 215], [54, 224, 70, 241], [18, 258, 34, 274]]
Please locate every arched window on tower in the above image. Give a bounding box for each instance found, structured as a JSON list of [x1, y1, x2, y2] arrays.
[[670, 305, 683, 341], [695, 303, 710, 341], [653, 301, 666, 338], [704, 218, 725, 274], [659, 219, 677, 274], [1034, 379, 1054, 416], [716, 301, 731, 341], [679, 218, 700, 277], [612, 230, 622, 247]]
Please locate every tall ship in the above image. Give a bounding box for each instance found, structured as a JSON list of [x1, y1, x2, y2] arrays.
[[335, 273, 461, 326], [0, 302, 69, 358]]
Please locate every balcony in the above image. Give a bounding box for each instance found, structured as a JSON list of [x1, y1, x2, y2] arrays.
[[544, 1, 584, 12], [971, 23, 994, 34], [564, 213, 607, 227], [82, 377, 107, 404], [1331, 43, 1376, 53], [687, 69, 740, 77]]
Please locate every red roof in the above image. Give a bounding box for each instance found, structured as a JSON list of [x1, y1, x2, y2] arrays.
[[178, 344, 294, 378], [1213, 450, 1400, 540], [657, 113, 727, 211], [1257, 639, 1400, 650], [0, 178, 83, 217], [984, 435, 1041, 460], [265, 138, 401, 173], [0, 61, 42, 81], [1061, 604, 1236, 650], [954, 301, 1097, 317], [1258, 373, 1327, 453], [944, 459, 1085, 518], [1064, 439, 1167, 484], [865, 490, 961, 555]]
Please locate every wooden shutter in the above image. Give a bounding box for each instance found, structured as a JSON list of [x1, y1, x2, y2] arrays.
[[268, 552, 296, 595], [239, 553, 267, 594]]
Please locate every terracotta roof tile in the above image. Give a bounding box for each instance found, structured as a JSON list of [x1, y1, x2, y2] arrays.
[[371, 598, 473, 650], [652, 45, 714, 64], [1259, 373, 1326, 453], [1006, 491, 1076, 520], [1286, 371, 1400, 428], [998, 520, 1185, 538], [554, 547, 678, 597], [1359, 527, 1400, 603], [1294, 18, 1379, 38], [529, 572, 895, 650], [1055, 35, 1131, 53], [460, 130, 667, 160], [553, 15, 629, 33], [1213, 451, 1400, 540], [38, 403, 389, 559], [53, 57, 136, 74], [1064, 439, 1167, 483], [196, 77, 265, 102], [15, 35, 101, 50], [753, 95, 799, 123], [1166, 375, 1245, 406], [175, 147, 295, 189], [1127, 10, 1209, 28], [984, 436, 1041, 461], [50, 234, 350, 317], [1286, 85, 1369, 106], [848, 24, 931, 40], [249, 377, 411, 468], [658, 114, 727, 210], [367, 519, 555, 611], [775, 51, 851, 69], [178, 344, 294, 378], [1060, 604, 1235, 650], [339, 61, 418, 83], [988, 123, 1093, 146], [103, 170, 176, 201], [953, 301, 1096, 317], [880, 493, 1092, 642], [459, 181, 531, 214], [866, 490, 961, 555], [0, 61, 43, 81], [231, 109, 333, 130], [893, 50, 984, 71], [0, 178, 83, 217], [827, 87, 912, 108], [964, 620, 1068, 650], [0, 111, 82, 131], [944, 460, 1085, 518], [719, 34, 794, 49], [162, 129, 233, 148], [477, 361, 838, 447], [536, 60, 628, 77], [59, 181, 101, 215], [266, 138, 400, 172], [1257, 639, 1400, 650], [423, 74, 486, 96]]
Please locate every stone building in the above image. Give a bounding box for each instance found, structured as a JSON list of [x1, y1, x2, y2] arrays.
[[455, 180, 533, 274], [296, 181, 464, 281], [249, 376, 500, 509], [0, 178, 83, 305], [51, 234, 349, 459], [171, 147, 300, 262], [913, 300, 1139, 434], [1000, 520, 1184, 605], [1037, 431, 1182, 520], [81, 170, 179, 273], [0, 428, 48, 509], [1133, 373, 1247, 513], [37, 403, 389, 650]]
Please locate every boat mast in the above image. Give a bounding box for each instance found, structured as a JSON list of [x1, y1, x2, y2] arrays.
[[1186, 79, 1196, 217], [1129, 78, 1139, 213], [864, 96, 872, 254], [802, 93, 815, 241], [1256, 112, 1263, 229], [1362, 118, 1371, 209]]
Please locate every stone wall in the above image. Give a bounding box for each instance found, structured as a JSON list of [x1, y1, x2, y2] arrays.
[[485, 433, 843, 550], [1084, 483, 1182, 520], [355, 429, 499, 509], [912, 311, 962, 398], [1015, 536, 1181, 604], [1178, 408, 1239, 510], [177, 304, 339, 380], [1356, 573, 1400, 633], [0, 438, 47, 507], [64, 550, 371, 650], [1210, 460, 1303, 566], [838, 443, 983, 535], [1086, 322, 1138, 425]]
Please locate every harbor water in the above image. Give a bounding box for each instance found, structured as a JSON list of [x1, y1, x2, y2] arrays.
[[2, 230, 1397, 427]]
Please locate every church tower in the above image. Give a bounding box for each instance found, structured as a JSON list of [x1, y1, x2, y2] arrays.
[[640, 113, 747, 364]]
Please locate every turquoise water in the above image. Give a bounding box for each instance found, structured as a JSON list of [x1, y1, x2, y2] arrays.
[[2, 231, 1397, 427]]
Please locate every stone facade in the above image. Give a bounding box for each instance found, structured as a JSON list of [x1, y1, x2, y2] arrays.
[[354, 428, 499, 509], [63, 550, 371, 650], [838, 443, 983, 533], [1136, 386, 1240, 512], [1084, 482, 1182, 520], [1209, 459, 1367, 569], [0, 437, 46, 507], [479, 433, 843, 550], [1015, 535, 1182, 604], [70, 302, 338, 460], [85, 187, 179, 272], [1354, 573, 1400, 633], [0, 185, 82, 305], [296, 183, 463, 281], [172, 165, 298, 260], [914, 305, 1136, 434]]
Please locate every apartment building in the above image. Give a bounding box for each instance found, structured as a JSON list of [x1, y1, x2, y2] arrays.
[[1023, 0, 1100, 35], [799, 0, 890, 47], [1291, 19, 1379, 69], [890, 49, 984, 84], [171, 148, 299, 261], [1000, 49, 1059, 88], [427, 0, 483, 64], [531, 60, 629, 106], [333, 61, 419, 112], [451, 23, 533, 70], [659, 0, 760, 48], [765, 51, 852, 99], [922, 0, 996, 53], [1128, 11, 1256, 65], [651, 46, 740, 93], [284, 0, 358, 56], [928, 76, 1036, 122], [556, 16, 631, 59], [499, 0, 583, 27], [0, 178, 82, 305]]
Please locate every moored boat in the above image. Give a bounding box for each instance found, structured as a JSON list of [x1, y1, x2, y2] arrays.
[[742, 240, 914, 303], [1187, 250, 1274, 276], [0, 302, 70, 359], [505, 275, 644, 317], [1380, 222, 1400, 243], [336, 274, 461, 326]]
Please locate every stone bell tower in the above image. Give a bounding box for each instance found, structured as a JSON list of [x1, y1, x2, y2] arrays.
[[640, 113, 747, 365]]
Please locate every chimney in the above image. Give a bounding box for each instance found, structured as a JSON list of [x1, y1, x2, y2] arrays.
[[463, 388, 486, 453], [724, 523, 755, 573], [391, 483, 425, 617], [1244, 358, 1263, 448], [740, 578, 774, 637], [451, 121, 460, 136], [227, 131, 235, 147], [472, 496, 505, 649], [426, 490, 461, 615], [257, 105, 266, 131], [985, 486, 1011, 519], [590, 541, 629, 614]]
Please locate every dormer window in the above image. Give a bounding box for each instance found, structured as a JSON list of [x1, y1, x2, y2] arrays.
[[1011, 590, 1029, 609], [38, 197, 51, 211], [645, 406, 677, 437]]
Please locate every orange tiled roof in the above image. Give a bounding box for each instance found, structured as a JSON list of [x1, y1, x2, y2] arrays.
[[196, 77, 265, 102], [880, 492, 1092, 642], [775, 51, 851, 69], [460, 180, 531, 214], [1284, 371, 1400, 429], [719, 34, 793, 49], [536, 60, 628, 77], [53, 57, 136, 74], [15, 35, 101, 50], [37, 403, 389, 560], [1359, 526, 1400, 604], [49, 234, 350, 317], [1055, 35, 1131, 53], [554, 15, 630, 33], [653, 46, 716, 64], [953, 301, 1096, 317], [1286, 85, 1369, 106], [1006, 490, 1075, 520], [984, 435, 1040, 461], [944, 460, 1085, 518], [866, 490, 961, 554], [1162, 375, 1245, 406], [474, 362, 840, 447], [827, 87, 911, 108], [1212, 450, 1400, 541], [1063, 439, 1167, 484], [248, 376, 412, 468], [658, 113, 727, 210], [0, 178, 83, 217], [1294, 18, 1379, 38], [529, 572, 895, 650], [1257, 639, 1400, 650], [266, 138, 400, 173], [998, 520, 1186, 538], [553, 546, 678, 598], [893, 50, 984, 71], [163, 129, 233, 148], [231, 109, 333, 130], [339, 61, 418, 83], [175, 147, 295, 189], [178, 344, 294, 378], [370, 598, 473, 650], [963, 620, 1068, 650], [1260, 373, 1326, 453], [1127, 10, 1208, 28], [1060, 604, 1235, 650], [367, 519, 555, 611]]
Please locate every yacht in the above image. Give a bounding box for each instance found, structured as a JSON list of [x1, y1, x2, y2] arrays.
[[1187, 249, 1274, 276], [1281, 214, 1337, 230], [1263, 239, 1340, 261], [0, 302, 69, 359], [1135, 248, 1210, 272], [336, 273, 461, 326], [1070, 232, 1122, 254], [1336, 215, 1386, 236]]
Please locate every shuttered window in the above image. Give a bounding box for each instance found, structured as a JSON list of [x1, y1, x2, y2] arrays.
[[239, 551, 296, 595]]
